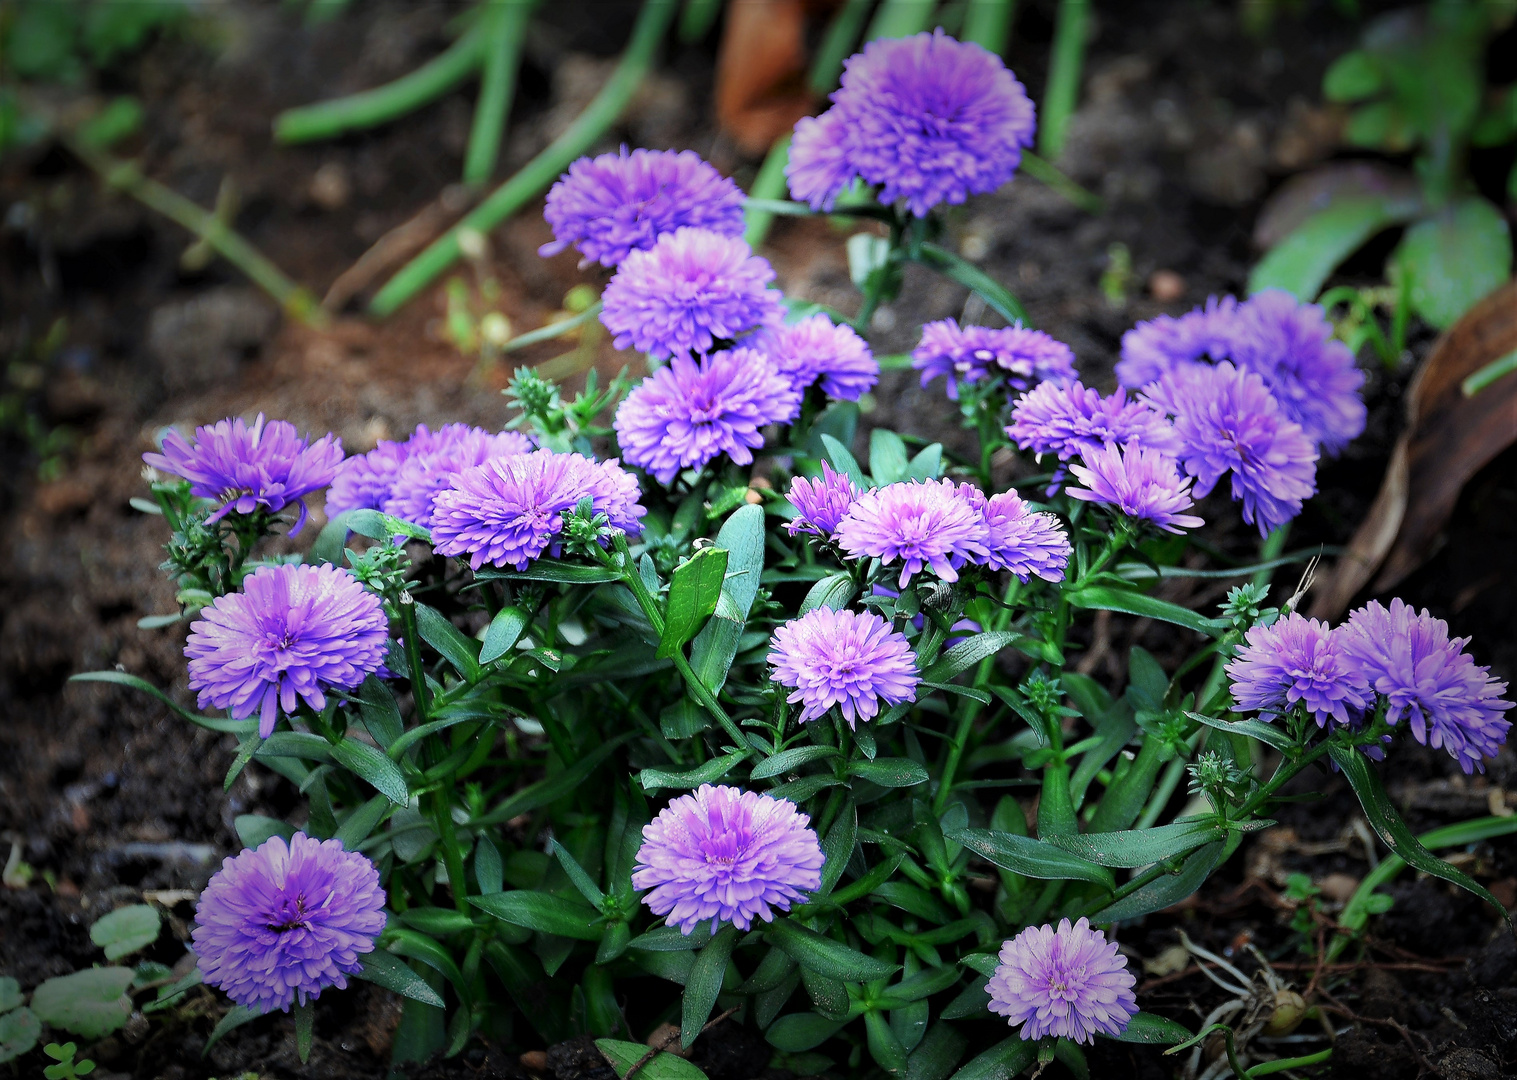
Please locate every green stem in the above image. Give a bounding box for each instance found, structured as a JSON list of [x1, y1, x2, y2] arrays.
[[743, 134, 793, 249], [678, 0, 723, 42], [809, 0, 873, 94], [67, 140, 322, 325], [504, 301, 602, 353], [370, 0, 680, 316], [1037, 0, 1089, 161], [398, 594, 432, 722], [866, 0, 938, 41], [463, 0, 534, 186], [1246, 1049, 1332, 1078], [1133, 753, 1187, 830], [274, 24, 487, 143], [1018, 151, 1102, 214], [1462, 347, 1517, 398], [1232, 739, 1334, 820], [1253, 524, 1290, 593], [429, 788, 472, 913], [961, 0, 1016, 53]]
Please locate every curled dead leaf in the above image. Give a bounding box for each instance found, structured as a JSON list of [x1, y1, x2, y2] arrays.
[[714, 0, 831, 155], [1310, 278, 1517, 620]]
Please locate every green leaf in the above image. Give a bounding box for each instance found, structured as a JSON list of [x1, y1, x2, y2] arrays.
[[89, 905, 162, 960], [1090, 841, 1225, 922], [480, 605, 531, 664], [914, 243, 1030, 326], [1322, 49, 1382, 101], [1248, 196, 1420, 300], [0, 977, 21, 1013], [331, 737, 410, 804], [946, 828, 1114, 890], [346, 508, 430, 541], [766, 1013, 848, 1052], [383, 929, 469, 993], [1329, 745, 1513, 924], [658, 547, 729, 659], [549, 838, 607, 911], [475, 563, 622, 584], [469, 891, 604, 940], [396, 909, 476, 936], [800, 574, 856, 615], [820, 434, 869, 490], [640, 750, 749, 792], [68, 672, 255, 734], [870, 429, 910, 486], [30, 968, 135, 1039], [1067, 587, 1229, 637], [294, 999, 314, 1063], [629, 924, 711, 952], [752, 745, 844, 781], [923, 631, 1019, 683], [689, 504, 766, 693], [903, 444, 942, 482], [0, 1007, 40, 1065], [335, 795, 393, 850], [682, 924, 738, 1048], [474, 733, 633, 825], [948, 1036, 1036, 1080], [814, 795, 858, 900], [1187, 712, 1294, 753], [1390, 198, 1513, 330], [905, 1022, 968, 1080], [848, 758, 929, 788], [355, 676, 404, 749], [255, 731, 334, 764], [235, 813, 295, 849], [141, 968, 203, 1014], [1111, 1012, 1192, 1045], [203, 1004, 258, 1056], [1046, 820, 1222, 869], [768, 919, 898, 982], [307, 510, 351, 566], [596, 1039, 711, 1080], [413, 602, 483, 684]]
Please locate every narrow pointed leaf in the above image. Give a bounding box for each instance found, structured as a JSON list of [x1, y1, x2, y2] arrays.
[[356, 951, 446, 1007], [769, 918, 898, 982], [946, 827, 1114, 890], [659, 547, 729, 658]]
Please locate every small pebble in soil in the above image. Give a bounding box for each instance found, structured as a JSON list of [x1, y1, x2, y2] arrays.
[[1147, 269, 1185, 303]]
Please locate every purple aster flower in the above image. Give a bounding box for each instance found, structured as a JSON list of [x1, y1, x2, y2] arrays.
[[540, 147, 746, 268], [1115, 295, 1241, 390], [599, 227, 784, 359], [786, 31, 1036, 216], [430, 450, 646, 570], [1066, 442, 1204, 534], [186, 563, 389, 737], [987, 918, 1138, 1044], [768, 607, 921, 725], [959, 485, 1071, 581], [1338, 599, 1513, 775], [324, 424, 451, 518], [632, 784, 825, 935], [144, 414, 343, 535], [1145, 362, 1318, 537], [835, 478, 989, 588], [1227, 612, 1370, 729], [383, 424, 534, 530], [1226, 290, 1366, 455], [193, 832, 386, 1014], [785, 462, 860, 538], [752, 313, 878, 401], [614, 347, 800, 485], [1006, 381, 1181, 464], [912, 319, 1077, 400]]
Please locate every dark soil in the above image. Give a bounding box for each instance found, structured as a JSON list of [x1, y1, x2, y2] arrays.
[[1, 1, 1513, 1078]]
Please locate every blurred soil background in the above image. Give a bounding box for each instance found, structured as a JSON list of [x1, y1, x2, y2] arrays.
[[0, 1, 1513, 1077]]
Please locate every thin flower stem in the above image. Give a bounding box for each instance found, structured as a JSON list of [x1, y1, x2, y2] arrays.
[[430, 788, 472, 913], [809, 0, 873, 94], [398, 593, 432, 722], [742, 135, 793, 249], [960, 0, 1016, 55], [1037, 0, 1089, 161], [463, 0, 534, 186]]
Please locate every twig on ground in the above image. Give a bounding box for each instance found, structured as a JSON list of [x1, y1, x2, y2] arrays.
[[619, 1006, 739, 1080]]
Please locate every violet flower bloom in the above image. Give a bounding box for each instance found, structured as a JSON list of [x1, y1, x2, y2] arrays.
[[193, 832, 386, 1015], [835, 478, 989, 588], [1227, 612, 1370, 729], [1226, 289, 1366, 455], [785, 462, 860, 538], [614, 347, 800, 485], [1065, 442, 1204, 535], [186, 563, 389, 738], [632, 784, 825, 935], [987, 918, 1138, 1044], [1006, 381, 1181, 464], [1338, 598, 1513, 775], [600, 227, 784, 359], [753, 313, 878, 401], [1115, 295, 1240, 390], [787, 31, 1036, 216], [540, 147, 746, 268], [325, 429, 428, 518], [430, 450, 646, 570], [383, 424, 535, 530], [912, 319, 1076, 400], [959, 485, 1071, 582], [1145, 362, 1318, 537], [144, 414, 343, 535], [768, 608, 921, 725]]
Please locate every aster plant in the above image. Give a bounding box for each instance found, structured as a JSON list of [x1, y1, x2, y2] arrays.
[[77, 29, 1514, 1080]]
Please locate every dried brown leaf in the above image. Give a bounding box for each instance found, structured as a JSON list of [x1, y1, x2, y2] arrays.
[[714, 0, 819, 155]]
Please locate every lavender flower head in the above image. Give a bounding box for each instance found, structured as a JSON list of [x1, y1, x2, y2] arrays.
[[1144, 362, 1318, 537], [325, 427, 432, 518], [1115, 295, 1240, 390], [632, 785, 825, 934], [144, 414, 343, 534], [987, 918, 1138, 1044], [754, 313, 878, 400], [786, 462, 860, 538], [383, 424, 535, 530], [600, 227, 784, 359], [912, 319, 1077, 400], [835, 478, 989, 588], [1226, 289, 1366, 455], [768, 608, 921, 725], [1339, 598, 1513, 774], [1227, 612, 1369, 729], [614, 347, 799, 484], [430, 449, 646, 570], [1006, 381, 1180, 464], [186, 563, 389, 737], [1066, 442, 1204, 534], [787, 31, 1036, 216], [959, 485, 1071, 582], [193, 832, 386, 1014], [540, 147, 746, 267]]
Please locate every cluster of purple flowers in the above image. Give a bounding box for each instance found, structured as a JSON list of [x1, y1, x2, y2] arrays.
[[1228, 599, 1512, 774], [987, 918, 1138, 1044], [768, 607, 921, 726], [912, 319, 1076, 400], [753, 313, 879, 401], [787, 31, 1036, 216], [145, 414, 344, 534]]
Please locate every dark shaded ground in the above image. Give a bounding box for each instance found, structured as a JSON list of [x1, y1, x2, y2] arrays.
[[1, 1, 1513, 1077]]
